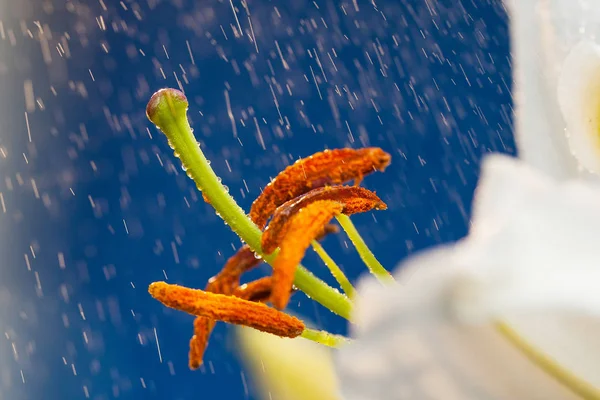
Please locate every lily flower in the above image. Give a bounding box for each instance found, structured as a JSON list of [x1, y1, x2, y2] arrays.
[[335, 1, 600, 399], [145, 1, 600, 398]]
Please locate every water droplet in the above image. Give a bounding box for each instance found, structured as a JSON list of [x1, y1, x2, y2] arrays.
[[253, 253, 262, 260]]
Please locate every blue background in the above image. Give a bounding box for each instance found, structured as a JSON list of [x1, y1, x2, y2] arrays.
[[0, 0, 512, 399]]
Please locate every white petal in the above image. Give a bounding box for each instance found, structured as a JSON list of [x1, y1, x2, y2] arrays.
[[467, 153, 554, 241], [350, 246, 460, 338], [505, 0, 579, 179], [452, 155, 600, 320], [338, 246, 600, 399], [557, 41, 600, 174], [336, 155, 600, 398], [503, 313, 600, 391], [358, 155, 600, 323]]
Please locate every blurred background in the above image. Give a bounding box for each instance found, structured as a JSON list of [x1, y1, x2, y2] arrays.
[[0, 0, 512, 399]]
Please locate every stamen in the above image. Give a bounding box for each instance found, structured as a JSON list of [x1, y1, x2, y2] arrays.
[[209, 245, 262, 294], [262, 186, 387, 254], [149, 282, 305, 337], [250, 147, 391, 229], [188, 245, 262, 368], [316, 223, 340, 240], [188, 317, 215, 370], [271, 200, 344, 310]]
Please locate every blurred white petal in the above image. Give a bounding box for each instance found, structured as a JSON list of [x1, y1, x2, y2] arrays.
[[336, 155, 600, 399], [452, 154, 600, 319], [506, 0, 600, 179], [557, 42, 600, 173], [237, 326, 341, 400]]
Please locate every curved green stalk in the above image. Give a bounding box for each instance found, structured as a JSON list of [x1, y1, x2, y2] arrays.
[[311, 240, 355, 298], [146, 88, 353, 320], [301, 328, 350, 348], [335, 214, 394, 283]]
